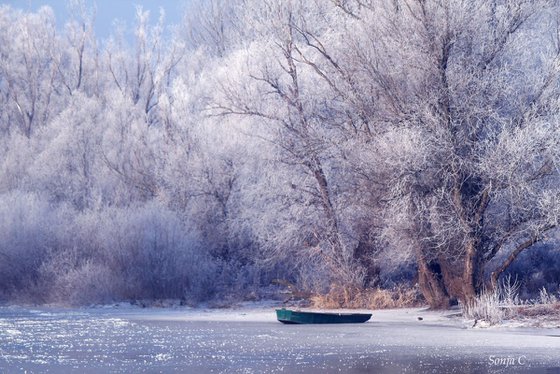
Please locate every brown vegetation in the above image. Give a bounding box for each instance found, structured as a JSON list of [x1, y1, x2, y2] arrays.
[[310, 284, 423, 310], [517, 303, 560, 318]]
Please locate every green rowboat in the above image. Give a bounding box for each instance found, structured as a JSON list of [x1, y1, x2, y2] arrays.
[[276, 308, 372, 324]]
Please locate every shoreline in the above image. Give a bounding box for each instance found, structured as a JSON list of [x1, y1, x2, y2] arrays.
[[3, 301, 559, 329], [2, 299, 560, 330]]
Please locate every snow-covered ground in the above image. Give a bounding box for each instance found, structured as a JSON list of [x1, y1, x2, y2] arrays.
[[1, 304, 559, 373]]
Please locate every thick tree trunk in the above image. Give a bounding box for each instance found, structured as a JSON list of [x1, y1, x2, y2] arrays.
[[416, 255, 451, 309], [417, 249, 483, 308], [461, 240, 479, 304], [353, 234, 379, 287]]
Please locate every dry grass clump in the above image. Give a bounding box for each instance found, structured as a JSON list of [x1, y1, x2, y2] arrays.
[[310, 284, 423, 309], [517, 288, 560, 319], [517, 303, 560, 318], [463, 276, 523, 324]]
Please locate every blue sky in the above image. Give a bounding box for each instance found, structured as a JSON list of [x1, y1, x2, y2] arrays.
[[2, 0, 189, 40]]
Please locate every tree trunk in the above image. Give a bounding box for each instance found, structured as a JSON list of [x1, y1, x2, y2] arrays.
[[310, 157, 344, 256], [417, 249, 483, 308], [461, 240, 479, 304], [416, 255, 451, 309]]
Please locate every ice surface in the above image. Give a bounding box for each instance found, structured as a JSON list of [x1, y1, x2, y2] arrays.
[[0, 305, 559, 373]]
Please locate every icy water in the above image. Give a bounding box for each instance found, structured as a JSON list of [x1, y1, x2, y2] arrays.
[[1, 307, 560, 373]]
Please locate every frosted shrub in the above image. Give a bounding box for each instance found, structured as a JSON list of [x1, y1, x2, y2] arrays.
[[463, 289, 504, 325], [0, 192, 70, 301], [31, 201, 219, 305], [463, 277, 521, 325], [96, 202, 217, 301], [538, 287, 558, 305], [52, 260, 122, 305], [501, 275, 521, 307]]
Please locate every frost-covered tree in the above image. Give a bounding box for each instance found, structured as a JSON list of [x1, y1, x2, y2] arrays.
[[368, 0, 560, 307], [31, 93, 106, 209], [211, 0, 382, 288], [182, 0, 243, 57], [105, 6, 183, 126], [0, 6, 63, 138], [53, 0, 99, 96]]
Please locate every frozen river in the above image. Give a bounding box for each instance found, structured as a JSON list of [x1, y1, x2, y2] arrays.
[[1, 306, 559, 373]]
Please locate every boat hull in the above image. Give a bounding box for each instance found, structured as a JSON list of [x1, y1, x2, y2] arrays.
[[276, 309, 371, 324]]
